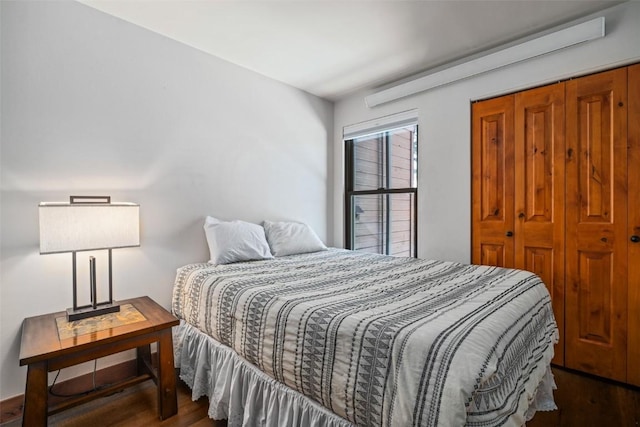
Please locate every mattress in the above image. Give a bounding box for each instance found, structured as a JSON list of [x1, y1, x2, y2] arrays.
[[172, 248, 558, 426]]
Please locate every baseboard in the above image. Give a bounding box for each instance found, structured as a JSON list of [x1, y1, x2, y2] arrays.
[[0, 358, 144, 424], [551, 365, 640, 392]]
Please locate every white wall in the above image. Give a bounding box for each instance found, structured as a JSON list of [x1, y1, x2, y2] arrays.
[[0, 1, 333, 400], [333, 1, 640, 264]]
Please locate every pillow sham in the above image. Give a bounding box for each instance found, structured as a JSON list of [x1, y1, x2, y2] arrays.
[[204, 216, 273, 264], [263, 220, 327, 257]]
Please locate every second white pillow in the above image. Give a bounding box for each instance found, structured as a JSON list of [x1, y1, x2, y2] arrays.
[[263, 220, 327, 257]]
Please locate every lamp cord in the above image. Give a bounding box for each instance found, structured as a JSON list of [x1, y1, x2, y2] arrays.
[[48, 359, 113, 398]]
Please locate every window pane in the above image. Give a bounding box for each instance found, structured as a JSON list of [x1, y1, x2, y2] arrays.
[[352, 194, 385, 254], [351, 193, 415, 256], [353, 126, 417, 191], [389, 127, 417, 189], [353, 135, 384, 192], [389, 193, 415, 257]]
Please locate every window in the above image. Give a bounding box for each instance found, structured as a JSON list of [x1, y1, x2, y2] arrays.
[[345, 121, 418, 257]]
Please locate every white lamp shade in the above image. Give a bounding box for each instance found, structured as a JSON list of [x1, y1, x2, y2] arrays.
[[39, 203, 140, 254]]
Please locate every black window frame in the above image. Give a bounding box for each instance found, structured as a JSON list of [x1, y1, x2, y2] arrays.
[[344, 126, 418, 257]]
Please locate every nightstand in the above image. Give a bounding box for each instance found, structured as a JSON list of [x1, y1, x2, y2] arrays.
[[19, 296, 179, 426]]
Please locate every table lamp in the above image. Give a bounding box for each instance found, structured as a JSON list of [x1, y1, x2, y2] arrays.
[[39, 196, 140, 321]]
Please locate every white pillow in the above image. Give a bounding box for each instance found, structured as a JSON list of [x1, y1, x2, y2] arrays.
[[263, 220, 327, 257], [204, 216, 273, 264]]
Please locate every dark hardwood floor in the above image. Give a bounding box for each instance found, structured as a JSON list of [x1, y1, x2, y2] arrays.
[[527, 368, 640, 426], [0, 380, 223, 427], [1, 367, 638, 426]]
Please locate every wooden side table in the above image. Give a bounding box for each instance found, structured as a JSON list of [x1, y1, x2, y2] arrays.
[[19, 296, 179, 426]]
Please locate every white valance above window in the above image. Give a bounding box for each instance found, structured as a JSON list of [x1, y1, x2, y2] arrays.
[[342, 109, 418, 140]]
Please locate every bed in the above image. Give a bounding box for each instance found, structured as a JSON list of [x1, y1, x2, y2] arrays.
[[172, 246, 558, 426]]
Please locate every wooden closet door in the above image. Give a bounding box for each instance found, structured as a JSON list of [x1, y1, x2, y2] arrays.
[[565, 68, 628, 381], [472, 95, 515, 267], [628, 63, 640, 387], [514, 83, 565, 365]]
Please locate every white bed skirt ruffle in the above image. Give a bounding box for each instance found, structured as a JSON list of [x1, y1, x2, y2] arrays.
[[174, 321, 353, 427], [525, 366, 558, 421], [173, 321, 556, 426]]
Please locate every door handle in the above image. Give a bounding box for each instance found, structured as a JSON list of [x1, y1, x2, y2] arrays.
[[506, 231, 514, 237], [631, 235, 640, 243]]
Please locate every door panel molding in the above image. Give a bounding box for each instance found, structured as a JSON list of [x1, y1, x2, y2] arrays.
[[566, 67, 628, 381]]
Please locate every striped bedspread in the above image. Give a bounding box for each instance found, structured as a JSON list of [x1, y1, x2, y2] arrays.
[[172, 249, 558, 426]]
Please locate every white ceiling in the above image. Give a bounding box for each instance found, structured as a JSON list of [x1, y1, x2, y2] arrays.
[[78, 0, 623, 100]]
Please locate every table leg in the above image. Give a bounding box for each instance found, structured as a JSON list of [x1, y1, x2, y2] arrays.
[[156, 329, 177, 419], [23, 361, 47, 427], [136, 344, 152, 376]]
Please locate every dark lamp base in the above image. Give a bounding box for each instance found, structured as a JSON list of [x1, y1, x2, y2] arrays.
[[66, 302, 121, 322]]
